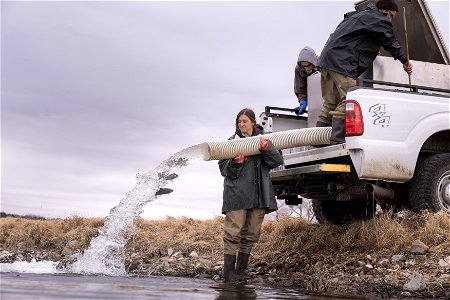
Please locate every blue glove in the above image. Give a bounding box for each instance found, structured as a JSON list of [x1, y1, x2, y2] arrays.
[[294, 99, 307, 115]]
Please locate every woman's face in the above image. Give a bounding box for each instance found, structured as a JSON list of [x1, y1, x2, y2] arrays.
[[238, 114, 255, 137]]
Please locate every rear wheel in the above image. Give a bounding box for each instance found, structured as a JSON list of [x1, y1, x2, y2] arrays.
[[409, 153, 450, 213], [312, 197, 375, 224], [312, 200, 351, 224], [351, 197, 376, 220]]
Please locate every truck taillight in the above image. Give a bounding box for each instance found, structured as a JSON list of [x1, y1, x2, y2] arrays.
[[345, 100, 364, 136]]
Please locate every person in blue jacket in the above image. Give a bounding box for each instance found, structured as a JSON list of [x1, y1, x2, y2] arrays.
[[218, 108, 284, 283]]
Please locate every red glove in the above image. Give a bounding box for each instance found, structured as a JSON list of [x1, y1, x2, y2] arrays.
[[233, 153, 247, 164], [259, 136, 269, 151]]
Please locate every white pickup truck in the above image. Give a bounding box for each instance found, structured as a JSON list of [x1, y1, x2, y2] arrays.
[[260, 0, 450, 224]]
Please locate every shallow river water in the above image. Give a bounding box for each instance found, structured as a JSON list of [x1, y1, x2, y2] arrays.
[[1, 273, 349, 300]]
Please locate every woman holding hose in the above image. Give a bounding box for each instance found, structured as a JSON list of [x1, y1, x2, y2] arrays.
[[218, 108, 284, 283]]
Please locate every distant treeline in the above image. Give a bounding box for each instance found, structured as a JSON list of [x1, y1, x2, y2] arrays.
[[0, 212, 46, 220]]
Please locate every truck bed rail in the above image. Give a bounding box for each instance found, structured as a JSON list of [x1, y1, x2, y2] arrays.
[[356, 78, 450, 94]]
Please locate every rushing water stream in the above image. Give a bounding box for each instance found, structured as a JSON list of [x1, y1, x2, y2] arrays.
[[69, 144, 208, 275]]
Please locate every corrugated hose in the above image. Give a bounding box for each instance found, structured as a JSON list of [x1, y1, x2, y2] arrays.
[[202, 127, 331, 161]]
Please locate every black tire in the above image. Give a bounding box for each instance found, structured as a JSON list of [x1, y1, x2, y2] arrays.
[[409, 153, 450, 213], [312, 197, 375, 224], [312, 200, 350, 224], [351, 197, 376, 221]]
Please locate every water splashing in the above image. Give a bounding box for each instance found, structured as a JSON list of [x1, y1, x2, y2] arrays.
[[70, 144, 208, 276]]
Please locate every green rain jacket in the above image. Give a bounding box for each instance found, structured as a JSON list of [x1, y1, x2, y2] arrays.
[[218, 127, 284, 214]]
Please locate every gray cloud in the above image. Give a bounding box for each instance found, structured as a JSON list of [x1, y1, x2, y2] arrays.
[[2, 1, 448, 219]]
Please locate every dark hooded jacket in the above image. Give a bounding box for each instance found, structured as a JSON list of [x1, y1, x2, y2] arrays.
[[294, 65, 317, 101], [318, 3, 407, 79], [294, 46, 318, 101], [218, 126, 284, 214]]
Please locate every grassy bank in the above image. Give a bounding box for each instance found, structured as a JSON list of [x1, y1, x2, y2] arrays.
[[1, 212, 450, 298], [1, 211, 449, 257]]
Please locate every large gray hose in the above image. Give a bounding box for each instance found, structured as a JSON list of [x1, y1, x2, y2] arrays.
[[202, 127, 331, 161]]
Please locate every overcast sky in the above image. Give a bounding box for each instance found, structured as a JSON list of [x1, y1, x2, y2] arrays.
[[2, 0, 449, 220]]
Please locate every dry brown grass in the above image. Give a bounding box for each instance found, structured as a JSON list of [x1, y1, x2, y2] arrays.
[[1, 212, 449, 260], [126, 216, 224, 260], [0, 216, 103, 252], [254, 211, 450, 258]]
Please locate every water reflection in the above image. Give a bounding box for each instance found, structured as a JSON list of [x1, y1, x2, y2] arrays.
[[211, 283, 323, 300], [1, 273, 347, 300], [212, 284, 257, 300]]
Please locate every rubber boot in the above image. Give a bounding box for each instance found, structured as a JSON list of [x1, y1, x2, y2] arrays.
[[330, 117, 345, 145], [223, 254, 242, 283], [236, 252, 251, 279]]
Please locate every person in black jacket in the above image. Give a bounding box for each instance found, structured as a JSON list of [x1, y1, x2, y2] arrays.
[[317, 0, 413, 144], [218, 108, 283, 283]]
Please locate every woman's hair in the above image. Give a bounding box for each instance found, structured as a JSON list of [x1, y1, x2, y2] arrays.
[[235, 108, 256, 135]]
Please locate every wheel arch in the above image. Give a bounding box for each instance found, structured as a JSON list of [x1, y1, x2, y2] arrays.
[[419, 129, 450, 155]]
